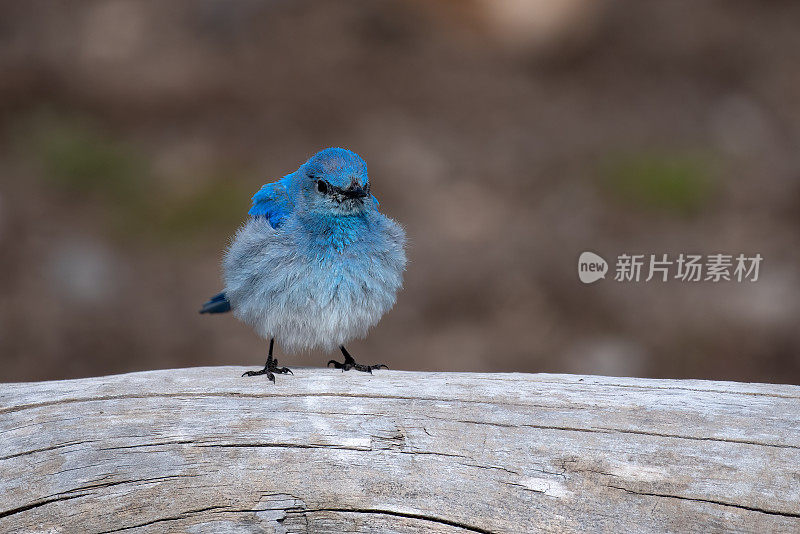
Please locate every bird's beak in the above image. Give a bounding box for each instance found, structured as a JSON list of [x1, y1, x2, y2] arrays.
[[343, 185, 368, 199]]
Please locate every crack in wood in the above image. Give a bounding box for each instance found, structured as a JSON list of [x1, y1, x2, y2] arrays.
[[0, 390, 548, 416], [0, 493, 89, 519], [93, 506, 227, 533], [423, 415, 798, 451], [0, 439, 97, 461], [595, 427, 800, 450], [61, 474, 201, 495], [606, 485, 800, 519], [195, 441, 372, 452], [306, 508, 497, 534], [97, 439, 197, 451], [595, 382, 800, 400]]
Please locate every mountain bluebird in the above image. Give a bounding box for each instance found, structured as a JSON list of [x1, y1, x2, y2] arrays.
[[200, 148, 407, 382]]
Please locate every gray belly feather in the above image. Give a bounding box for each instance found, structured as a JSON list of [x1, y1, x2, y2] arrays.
[[223, 216, 406, 352]]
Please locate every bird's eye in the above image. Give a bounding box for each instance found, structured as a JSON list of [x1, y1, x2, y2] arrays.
[[316, 180, 328, 194]]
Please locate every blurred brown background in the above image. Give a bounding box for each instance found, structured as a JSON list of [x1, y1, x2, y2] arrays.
[[1, 0, 799, 384]]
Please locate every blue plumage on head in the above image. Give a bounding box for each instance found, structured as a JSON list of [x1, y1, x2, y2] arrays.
[[249, 148, 378, 228], [303, 147, 368, 189]]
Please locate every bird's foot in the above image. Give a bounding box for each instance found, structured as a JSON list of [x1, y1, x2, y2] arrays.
[[327, 353, 388, 374], [242, 355, 292, 383]]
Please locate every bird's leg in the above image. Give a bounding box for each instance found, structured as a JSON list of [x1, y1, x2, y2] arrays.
[[242, 338, 292, 383], [327, 346, 388, 374]]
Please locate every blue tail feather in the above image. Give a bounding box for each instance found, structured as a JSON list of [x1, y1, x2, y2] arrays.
[[199, 292, 231, 314]]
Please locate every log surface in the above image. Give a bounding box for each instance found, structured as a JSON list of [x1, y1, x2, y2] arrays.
[[1, 367, 799, 533]]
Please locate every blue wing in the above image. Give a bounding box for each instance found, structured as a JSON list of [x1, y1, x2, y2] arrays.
[[248, 177, 294, 228]]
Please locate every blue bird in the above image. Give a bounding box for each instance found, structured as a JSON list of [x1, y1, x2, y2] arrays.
[[200, 148, 407, 382]]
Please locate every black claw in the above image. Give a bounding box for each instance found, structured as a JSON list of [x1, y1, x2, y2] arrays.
[[328, 347, 388, 374], [353, 363, 388, 374], [242, 339, 291, 382], [242, 368, 281, 382], [243, 365, 288, 382], [328, 358, 354, 372]]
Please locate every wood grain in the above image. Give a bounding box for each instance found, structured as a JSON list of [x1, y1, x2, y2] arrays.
[[1, 367, 799, 533]]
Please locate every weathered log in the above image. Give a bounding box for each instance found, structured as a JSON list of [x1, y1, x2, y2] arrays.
[[1, 367, 799, 533]]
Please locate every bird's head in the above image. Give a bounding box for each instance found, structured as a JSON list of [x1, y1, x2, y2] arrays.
[[298, 148, 374, 216]]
